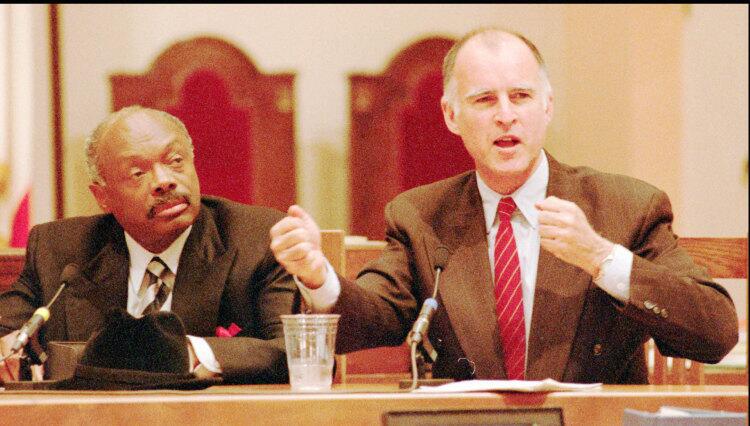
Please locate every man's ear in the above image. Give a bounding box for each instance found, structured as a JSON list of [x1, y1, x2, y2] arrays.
[[441, 98, 460, 135], [544, 90, 554, 125], [89, 182, 110, 212]]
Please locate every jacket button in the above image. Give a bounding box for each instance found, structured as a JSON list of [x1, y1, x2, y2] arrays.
[[593, 344, 602, 356], [652, 306, 661, 315], [644, 300, 655, 309], [660, 308, 668, 318]]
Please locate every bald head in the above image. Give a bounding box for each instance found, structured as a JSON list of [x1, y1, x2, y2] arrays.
[[442, 28, 551, 110]]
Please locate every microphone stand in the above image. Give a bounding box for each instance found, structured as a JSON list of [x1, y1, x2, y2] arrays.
[[6, 271, 70, 381], [19, 336, 48, 381], [401, 260, 453, 390]]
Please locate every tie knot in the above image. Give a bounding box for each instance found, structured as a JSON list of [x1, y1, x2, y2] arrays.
[[497, 197, 516, 220], [147, 257, 169, 280]]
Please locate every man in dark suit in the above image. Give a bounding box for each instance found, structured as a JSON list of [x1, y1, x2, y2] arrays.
[[269, 28, 738, 383], [0, 106, 295, 384]]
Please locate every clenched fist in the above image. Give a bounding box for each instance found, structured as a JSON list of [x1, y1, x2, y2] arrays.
[[536, 196, 613, 277], [270, 205, 327, 288]]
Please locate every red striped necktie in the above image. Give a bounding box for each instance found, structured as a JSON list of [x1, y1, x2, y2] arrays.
[[493, 197, 526, 380]]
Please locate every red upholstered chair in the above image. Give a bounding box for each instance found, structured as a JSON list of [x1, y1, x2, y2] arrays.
[[110, 36, 296, 211], [398, 71, 474, 192], [166, 70, 254, 204], [350, 36, 473, 239]]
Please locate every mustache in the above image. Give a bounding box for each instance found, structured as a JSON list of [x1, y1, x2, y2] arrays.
[[147, 192, 191, 219]]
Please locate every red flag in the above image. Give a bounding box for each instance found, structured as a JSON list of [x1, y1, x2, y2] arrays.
[[10, 189, 29, 247]]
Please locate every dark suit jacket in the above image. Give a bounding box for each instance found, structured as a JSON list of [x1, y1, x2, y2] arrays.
[[333, 154, 738, 383], [0, 196, 296, 384]]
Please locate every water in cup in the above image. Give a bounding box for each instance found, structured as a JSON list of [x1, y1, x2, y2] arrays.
[[281, 314, 340, 392], [288, 360, 333, 391]]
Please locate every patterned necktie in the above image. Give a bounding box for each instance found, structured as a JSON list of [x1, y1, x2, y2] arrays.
[[493, 197, 526, 380], [140, 257, 174, 315]]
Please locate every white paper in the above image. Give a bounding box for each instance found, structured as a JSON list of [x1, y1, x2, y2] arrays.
[[415, 378, 602, 393], [656, 407, 691, 417]]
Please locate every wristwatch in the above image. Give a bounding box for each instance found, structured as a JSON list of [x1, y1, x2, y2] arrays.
[[593, 245, 616, 283]]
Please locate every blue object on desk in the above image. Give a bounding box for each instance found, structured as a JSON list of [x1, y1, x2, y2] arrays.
[[623, 406, 747, 426]]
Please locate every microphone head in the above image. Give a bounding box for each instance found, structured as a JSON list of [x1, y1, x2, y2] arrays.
[[423, 298, 438, 310], [60, 263, 80, 283], [33, 306, 51, 321], [434, 247, 450, 270]]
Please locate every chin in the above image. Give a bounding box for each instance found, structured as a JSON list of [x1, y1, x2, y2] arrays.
[[491, 159, 530, 176]]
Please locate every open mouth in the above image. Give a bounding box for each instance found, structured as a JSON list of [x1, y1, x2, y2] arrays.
[[494, 135, 521, 149]]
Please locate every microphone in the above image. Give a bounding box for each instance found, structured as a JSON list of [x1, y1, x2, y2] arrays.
[[10, 263, 79, 354], [407, 247, 449, 354], [404, 247, 451, 390]]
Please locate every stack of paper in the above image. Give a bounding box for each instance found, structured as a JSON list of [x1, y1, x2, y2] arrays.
[[416, 378, 602, 393]]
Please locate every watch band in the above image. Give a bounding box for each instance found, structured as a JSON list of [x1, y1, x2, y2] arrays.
[[593, 245, 616, 283]]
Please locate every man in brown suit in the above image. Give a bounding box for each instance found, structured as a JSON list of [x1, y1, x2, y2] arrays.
[[270, 29, 738, 383], [1, 106, 295, 384]]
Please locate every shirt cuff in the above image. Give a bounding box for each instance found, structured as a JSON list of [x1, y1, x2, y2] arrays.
[[593, 243, 633, 302], [293, 261, 340, 313], [186, 335, 222, 374]]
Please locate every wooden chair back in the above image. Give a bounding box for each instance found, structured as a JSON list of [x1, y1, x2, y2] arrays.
[[318, 233, 411, 383], [648, 237, 748, 385], [0, 248, 24, 292]]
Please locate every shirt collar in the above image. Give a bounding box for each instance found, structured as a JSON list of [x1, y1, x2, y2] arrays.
[[124, 225, 193, 275], [476, 150, 549, 233]]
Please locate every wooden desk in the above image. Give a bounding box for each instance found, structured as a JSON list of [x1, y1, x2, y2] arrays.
[[0, 384, 746, 425]]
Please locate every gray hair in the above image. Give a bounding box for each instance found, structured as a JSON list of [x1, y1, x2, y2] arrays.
[[442, 28, 552, 110], [85, 105, 193, 184]]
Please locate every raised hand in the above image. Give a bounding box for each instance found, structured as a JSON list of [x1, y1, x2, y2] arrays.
[[536, 196, 613, 277], [270, 205, 327, 288]]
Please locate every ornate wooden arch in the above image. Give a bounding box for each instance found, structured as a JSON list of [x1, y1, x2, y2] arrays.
[[349, 36, 473, 239], [110, 36, 296, 212]]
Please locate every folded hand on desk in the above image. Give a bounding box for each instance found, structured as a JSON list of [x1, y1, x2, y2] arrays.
[[187, 339, 219, 379]]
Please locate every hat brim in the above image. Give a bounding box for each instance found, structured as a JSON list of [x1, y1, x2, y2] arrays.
[[47, 364, 222, 391]]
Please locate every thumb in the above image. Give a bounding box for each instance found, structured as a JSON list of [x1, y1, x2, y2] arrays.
[[287, 204, 311, 222], [287, 204, 320, 232]]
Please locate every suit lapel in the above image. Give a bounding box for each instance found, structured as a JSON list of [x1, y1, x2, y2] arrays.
[[65, 224, 129, 341], [526, 155, 593, 380], [170, 206, 236, 336], [437, 175, 506, 379], [63, 205, 236, 340]]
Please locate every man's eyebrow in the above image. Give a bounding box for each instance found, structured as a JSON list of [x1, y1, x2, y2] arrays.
[[163, 140, 182, 153], [117, 151, 145, 163], [510, 85, 536, 93], [464, 89, 495, 100]]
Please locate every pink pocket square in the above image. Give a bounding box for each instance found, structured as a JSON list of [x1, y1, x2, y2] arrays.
[[215, 323, 242, 338]]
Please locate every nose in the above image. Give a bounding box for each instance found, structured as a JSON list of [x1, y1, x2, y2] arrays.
[[151, 163, 177, 195], [493, 97, 517, 129]]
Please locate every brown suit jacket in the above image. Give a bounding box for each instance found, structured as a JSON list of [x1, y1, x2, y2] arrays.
[[333, 154, 738, 383], [0, 196, 296, 384]]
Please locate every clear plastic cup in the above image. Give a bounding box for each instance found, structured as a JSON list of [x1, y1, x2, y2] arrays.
[[280, 314, 340, 392]]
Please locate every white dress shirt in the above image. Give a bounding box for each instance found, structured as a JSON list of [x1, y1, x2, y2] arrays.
[[298, 151, 634, 339], [124, 226, 222, 374]]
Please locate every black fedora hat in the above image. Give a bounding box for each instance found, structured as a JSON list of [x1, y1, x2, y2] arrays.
[[51, 308, 221, 390]]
